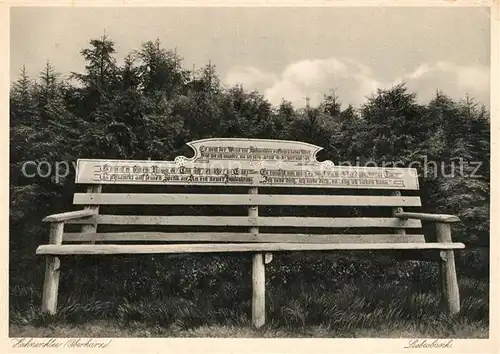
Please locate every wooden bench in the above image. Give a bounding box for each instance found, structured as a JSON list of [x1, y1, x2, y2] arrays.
[[36, 138, 464, 328]]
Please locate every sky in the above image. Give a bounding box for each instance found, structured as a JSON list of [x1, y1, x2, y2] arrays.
[[10, 6, 491, 109]]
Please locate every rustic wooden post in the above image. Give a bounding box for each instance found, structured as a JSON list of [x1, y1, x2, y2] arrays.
[[41, 221, 64, 314], [249, 187, 265, 328], [391, 191, 406, 237], [436, 222, 460, 315], [81, 185, 102, 244]]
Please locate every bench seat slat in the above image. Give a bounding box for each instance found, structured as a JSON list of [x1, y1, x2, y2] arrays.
[[63, 232, 426, 243], [36, 242, 465, 255], [67, 216, 422, 228], [73, 193, 422, 207]]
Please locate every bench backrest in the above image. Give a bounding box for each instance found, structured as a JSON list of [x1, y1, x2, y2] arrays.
[[65, 138, 423, 245]]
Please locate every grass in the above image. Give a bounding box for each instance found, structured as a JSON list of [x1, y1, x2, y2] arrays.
[[9, 252, 490, 338], [10, 320, 488, 338]]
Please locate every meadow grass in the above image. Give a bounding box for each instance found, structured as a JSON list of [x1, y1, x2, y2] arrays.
[[9, 252, 489, 338]]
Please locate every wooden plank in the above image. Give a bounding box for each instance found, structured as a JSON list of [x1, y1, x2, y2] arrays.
[[248, 188, 259, 235], [81, 185, 102, 244], [392, 191, 406, 237], [75, 158, 420, 190], [67, 216, 422, 228], [42, 209, 95, 223], [436, 223, 460, 315], [41, 222, 64, 314], [395, 212, 460, 223], [63, 232, 427, 244], [36, 242, 466, 255], [73, 193, 422, 207]]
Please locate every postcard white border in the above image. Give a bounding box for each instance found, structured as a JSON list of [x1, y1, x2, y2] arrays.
[[1, 1, 498, 353]]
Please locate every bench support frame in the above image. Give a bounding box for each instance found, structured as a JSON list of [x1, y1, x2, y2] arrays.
[[81, 185, 102, 244], [41, 222, 64, 314], [437, 223, 460, 315], [38, 198, 463, 323], [249, 187, 266, 328]]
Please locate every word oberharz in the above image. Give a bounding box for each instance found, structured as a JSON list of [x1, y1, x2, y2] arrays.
[[11, 337, 112, 349]]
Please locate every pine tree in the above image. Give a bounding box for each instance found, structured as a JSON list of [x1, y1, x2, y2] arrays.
[[10, 66, 36, 127], [436, 96, 490, 245], [319, 89, 342, 117], [360, 83, 428, 165], [135, 38, 190, 98], [10, 66, 37, 186], [219, 85, 274, 139], [328, 104, 366, 164], [71, 33, 119, 116], [274, 99, 296, 138], [178, 62, 223, 140]]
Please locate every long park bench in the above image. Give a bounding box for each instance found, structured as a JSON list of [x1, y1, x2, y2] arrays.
[[36, 138, 464, 328]]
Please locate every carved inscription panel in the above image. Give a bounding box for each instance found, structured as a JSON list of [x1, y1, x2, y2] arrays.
[[76, 138, 419, 190]]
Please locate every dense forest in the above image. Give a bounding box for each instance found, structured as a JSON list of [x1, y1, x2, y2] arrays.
[[9, 35, 490, 335]]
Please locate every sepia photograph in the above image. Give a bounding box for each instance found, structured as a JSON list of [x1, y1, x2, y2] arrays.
[[6, 2, 495, 348]]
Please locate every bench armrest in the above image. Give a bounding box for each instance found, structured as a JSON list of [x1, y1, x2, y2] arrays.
[[42, 209, 96, 223], [394, 212, 460, 223]]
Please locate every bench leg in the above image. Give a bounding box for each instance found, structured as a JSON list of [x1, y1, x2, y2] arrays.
[[436, 222, 460, 315], [439, 250, 460, 315], [41, 256, 61, 314], [252, 253, 266, 328], [41, 221, 64, 314]]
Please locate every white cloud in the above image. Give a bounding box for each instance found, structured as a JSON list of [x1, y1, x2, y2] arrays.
[[405, 64, 433, 80], [394, 61, 490, 105], [224, 58, 490, 109], [224, 66, 277, 91]]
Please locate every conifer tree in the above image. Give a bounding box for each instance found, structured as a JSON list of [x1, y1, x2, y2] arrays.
[[360, 84, 428, 165]]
